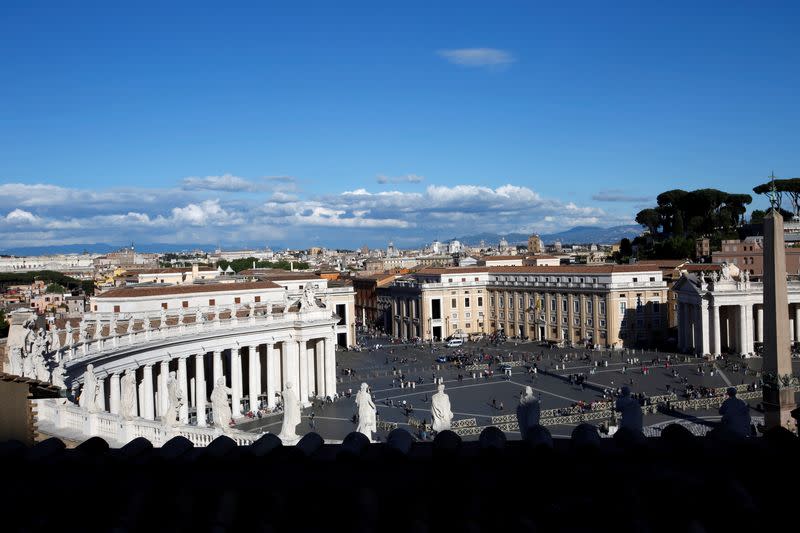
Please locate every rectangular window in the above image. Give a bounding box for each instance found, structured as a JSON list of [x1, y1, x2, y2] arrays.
[[619, 301, 627, 315], [477, 297, 483, 307], [574, 300, 580, 313], [600, 319, 606, 328], [466, 323, 471, 328], [182, 301, 189, 308], [161, 302, 168, 309], [209, 299, 215, 306], [587, 318, 593, 327], [336, 304, 346, 325], [633, 277, 638, 283], [465, 312, 471, 318], [499, 296, 504, 308], [649, 277, 655, 282], [431, 299, 441, 319], [586, 300, 593, 314], [500, 311, 504, 319], [113, 305, 120, 313], [234, 297, 241, 304], [599, 301, 606, 315], [551, 298, 556, 312], [519, 297, 523, 309], [255, 296, 261, 303], [474, 277, 479, 281], [562, 299, 567, 313], [451, 298, 457, 308], [465, 297, 470, 307], [574, 317, 580, 326], [653, 301, 660, 313], [462, 277, 466, 282]]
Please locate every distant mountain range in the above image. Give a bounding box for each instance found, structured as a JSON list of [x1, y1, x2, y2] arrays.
[[0, 243, 219, 256], [455, 225, 642, 246]]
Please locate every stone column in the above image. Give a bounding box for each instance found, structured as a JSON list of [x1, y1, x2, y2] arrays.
[[324, 336, 336, 398], [757, 306, 764, 343], [677, 302, 686, 351], [143, 364, 155, 420], [178, 356, 189, 424], [109, 373, 121, 415], [248, 344, 261, 412], [315, 339, 326, 398], [265, 343, 277, 408], [794, 306, 800, 343], [711, 304, 722, 356], [298, 340, 309, 403], [791, 317, 796, 343], [195, 352, 206, 426], [231, 348, 242, 418], [97, 376, 106, 412], [738, 304, 748, 356], [699, 300, 710, 355], [307, 346, 316, 397], [212, 350, 223, 387], [762, 208, 795, 430], [744, 304, 754, 356], [160, 359, 169, 418]]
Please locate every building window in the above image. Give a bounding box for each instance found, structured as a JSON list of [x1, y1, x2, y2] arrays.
[[490, 296, 494, 306], [650, 277, 655, 282], [462, 277, 466, 282], [562, 299, 567, 313], [448, 278, 453, 283], [619, 301, 626, 315], [587, 318, 593, 327], [183, 301, 189, 308], [633, 277, 638, 283], [653, 301, 660, 313], [551, 299, 556, 312], [255, 296, 261, 303], [574, 300, 580, 313], [478, 297, 483, 307], [466, 312, 471, 318], [113, 305, 120, 313], [466, 323, 471, 328], [562, 316, 567, 324], [474, 277, 479, 281], [600, 319, 606, 328], [209, 299, 215, 306], [161, 303, 168, 309], [234, 297, 241, 304], [599, 301, 606, 315], [451, 298, 457, 308], [519, 298, 523, 309], [499, 296, 504, 308], [574, 317, 580, 326], [465, 297, 470, 307], [500, 311, 504, 319], [586, 300, 593, 314]]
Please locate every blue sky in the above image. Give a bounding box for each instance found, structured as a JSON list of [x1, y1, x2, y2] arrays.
[[1, 0, 799, 249]]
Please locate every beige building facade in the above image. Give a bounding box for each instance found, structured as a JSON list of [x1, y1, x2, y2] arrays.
[[384, 265, 669, 347]]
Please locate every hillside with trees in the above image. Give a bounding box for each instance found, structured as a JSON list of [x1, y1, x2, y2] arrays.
[[621, 188, 753, 261]]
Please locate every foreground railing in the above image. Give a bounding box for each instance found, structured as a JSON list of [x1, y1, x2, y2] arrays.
[[35, 399, 260, 447]]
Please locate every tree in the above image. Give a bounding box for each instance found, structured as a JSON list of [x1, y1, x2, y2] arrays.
[[619, 238, 632, 257], [635, 208, 661, 236], [750, 209, 766, 225], [0, 309, 8, 338], [672, 211, 685, 236], [46, 283, 66, 294]]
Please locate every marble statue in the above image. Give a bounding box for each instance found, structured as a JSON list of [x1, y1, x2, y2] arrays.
[[79, 364, 101, 413], [33, 350, 50, 382], [720, 262, 732, 281], [698, 271, 707, 290], [213, 305, 221, 322], [159, 308, 168, 328], [210, 377, 233, 430], [51, 358, 66, 389], [177, 308, 185, 325], [162, 371, 183, 426], [21, 349, 34, 378], [719, 387, 751, 437], [516, 386, 541, 440], [65, 321, 74, 345], [278, 382, 302, 440], [120, 369, 137, 420], [78, 324, 87, 343], [196, 307, 204, 324], [301, 286, 319, 312], [143, 315, 151, 330], [431, 383, 454, 432], [711, 271, 719, 283], [109, 316, 118, 336], [22, 319, 36, 356], [9, 346, 23, 376], [355, 382, 377, 441], [30, 329, 49, 380], [742, 269, 750, 283], [51, 326, 61, 351], [126, 315, 135, 334], [248, 303, 255, 318], [282, 290, 292, 314], [93, 320, 103, 340], [265, 302, 273, 315], [614, 386, 643, 434]]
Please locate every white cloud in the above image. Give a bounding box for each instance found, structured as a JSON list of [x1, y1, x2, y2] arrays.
[[376, 174, 424, 184], [171, 200, 241, 226], [437, 48, 515, 68], [182, 174, 257, 192], [5, 209, 41, 225]]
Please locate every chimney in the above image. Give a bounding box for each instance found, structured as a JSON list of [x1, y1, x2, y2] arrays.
[[192, 263, 199, 279]]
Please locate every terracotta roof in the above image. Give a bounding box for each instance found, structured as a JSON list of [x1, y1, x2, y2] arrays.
[[485, 265, 663, 274], [415, 267, 489, 275], [0, 372, 63, 398], [96, 281, 282, 298], [129, 267, 216, 275], [480, 255, 523, 261], [239, 269, 320, 281]]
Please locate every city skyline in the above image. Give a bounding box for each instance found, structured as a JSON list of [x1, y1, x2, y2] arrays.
[[2, 1, 799, 248]]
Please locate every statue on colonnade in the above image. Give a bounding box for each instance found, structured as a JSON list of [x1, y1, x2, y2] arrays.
[[355, 382, 377, 441], [79, 363, 101, 413], [120, 369, 137, 420], [211, 377, 233, 430], [431, 383, 454, 432], [162, 371, 183, 426], [278, 382, 302, 441]]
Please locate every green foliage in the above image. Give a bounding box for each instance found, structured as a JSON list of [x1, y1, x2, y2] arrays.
[[750, 209, 765, 225], [753, 177, 800, 215], [0, 309, 8, 338], [628, 187, 753, 261], [46, 283, 66, 294], [0, 270, 87, 292]]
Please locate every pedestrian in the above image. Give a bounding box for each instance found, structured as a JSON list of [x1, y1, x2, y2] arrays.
[[309, 411, 316, 429]]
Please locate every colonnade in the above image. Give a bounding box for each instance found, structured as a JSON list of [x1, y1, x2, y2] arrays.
[[677, 300, 800, 356], [91, 336, 337, 426]]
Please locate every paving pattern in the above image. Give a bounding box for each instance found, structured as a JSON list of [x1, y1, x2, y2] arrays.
[[237, 335, 783, 441]]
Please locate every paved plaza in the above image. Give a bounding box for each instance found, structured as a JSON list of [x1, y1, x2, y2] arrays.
[[237, 336, 788, 441]]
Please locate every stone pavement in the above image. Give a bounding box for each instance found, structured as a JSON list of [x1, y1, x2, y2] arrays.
[[238, 336, 772, 441]]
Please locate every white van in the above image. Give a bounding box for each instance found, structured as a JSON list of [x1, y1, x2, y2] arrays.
[[447, 338, 464, 348]]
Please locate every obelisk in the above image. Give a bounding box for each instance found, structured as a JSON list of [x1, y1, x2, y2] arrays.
[[762, 203, 796, 430]]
